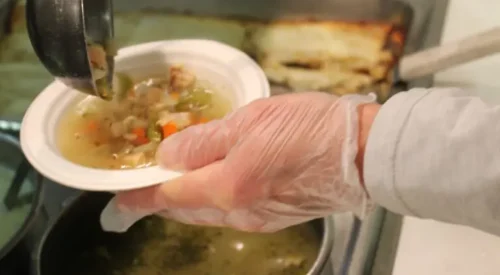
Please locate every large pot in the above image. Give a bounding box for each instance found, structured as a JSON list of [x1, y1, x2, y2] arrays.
[[0, 132, 47, 274], [33, 192, 335, 275]]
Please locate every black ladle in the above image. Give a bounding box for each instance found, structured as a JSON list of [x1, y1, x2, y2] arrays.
[[25, 0, 116, 100]]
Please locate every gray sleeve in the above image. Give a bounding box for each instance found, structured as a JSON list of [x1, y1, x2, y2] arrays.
[[364, 87, 500, 236]]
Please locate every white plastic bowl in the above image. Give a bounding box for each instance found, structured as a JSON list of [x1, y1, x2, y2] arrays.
[[20, 39, 270, 191]]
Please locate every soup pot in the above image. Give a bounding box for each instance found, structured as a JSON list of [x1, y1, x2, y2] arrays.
[[32, 192, 335, 275], [0, 131, 47, 274]]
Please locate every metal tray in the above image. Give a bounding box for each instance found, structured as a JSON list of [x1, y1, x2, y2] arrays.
[[110, 0, 416, 102]]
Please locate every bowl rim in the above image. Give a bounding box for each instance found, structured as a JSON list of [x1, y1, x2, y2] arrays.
[[20, 39, 270, 192]]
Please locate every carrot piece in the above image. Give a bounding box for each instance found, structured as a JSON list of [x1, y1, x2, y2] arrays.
[[162, 122, 178, 139], [131, 127, 149, 145], [189, 113, 209, 125], [192, 116, 209, 125], [189, 113, 197, 124], [86, 120, 99, 132], [197, 117, 209, 124], [170, 92, 180, 100]]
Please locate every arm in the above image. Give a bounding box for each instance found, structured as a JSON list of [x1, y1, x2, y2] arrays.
[[363, 87, 500, 235]]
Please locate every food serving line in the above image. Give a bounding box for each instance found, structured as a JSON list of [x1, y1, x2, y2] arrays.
[[0, 0, 466, 274]]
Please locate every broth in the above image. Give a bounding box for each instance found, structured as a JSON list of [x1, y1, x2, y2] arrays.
[[79, 216, 321, 275], [57, 66, 231, 169]]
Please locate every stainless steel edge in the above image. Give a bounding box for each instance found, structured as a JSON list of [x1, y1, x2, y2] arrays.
[[366, 1, 450, 275], [334, 1, 450, 275]]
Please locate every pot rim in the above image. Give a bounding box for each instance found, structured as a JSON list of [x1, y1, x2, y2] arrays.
[[34, 192, 335, 275], [308, 216, 334, 275], [0, 132, 46, 260]]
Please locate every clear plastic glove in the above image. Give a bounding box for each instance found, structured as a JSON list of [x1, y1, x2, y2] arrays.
[[101, 92, 376, 233]]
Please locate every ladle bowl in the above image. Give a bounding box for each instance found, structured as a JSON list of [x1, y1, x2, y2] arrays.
[[25, 0, 115, 100]]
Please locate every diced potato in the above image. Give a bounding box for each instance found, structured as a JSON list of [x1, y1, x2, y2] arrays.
[[156, 111, 172, 126], [123, 133, 137, 141], [121, 152, 145, 167], [110, 121, 125, 137], [169, 65, 196, 90], [157, 111, 191, 129], [171, 113, 192, 129], [76, 96, 107, 116]]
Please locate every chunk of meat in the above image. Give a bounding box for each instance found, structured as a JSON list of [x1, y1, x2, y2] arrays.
[[88, 44, 107, 70], [169, 66, 196, 91], [145, 87, 164, 105], [110, 121, 126, 137]]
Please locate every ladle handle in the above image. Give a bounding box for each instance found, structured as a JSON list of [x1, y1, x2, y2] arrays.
[[399, 26, 500, 80]]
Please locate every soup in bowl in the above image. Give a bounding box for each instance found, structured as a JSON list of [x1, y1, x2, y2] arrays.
[[57, 65, 231, 170], [20, 39, 270, 191]]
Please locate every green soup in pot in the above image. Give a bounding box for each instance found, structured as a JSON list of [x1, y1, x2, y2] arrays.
[[76, 216, 321, 275]]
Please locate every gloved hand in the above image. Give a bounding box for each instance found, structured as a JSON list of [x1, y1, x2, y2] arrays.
[[101, 92, 377, 233]]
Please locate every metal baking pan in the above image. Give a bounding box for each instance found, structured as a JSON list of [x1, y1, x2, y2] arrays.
[[110, 0, 416, 102]]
